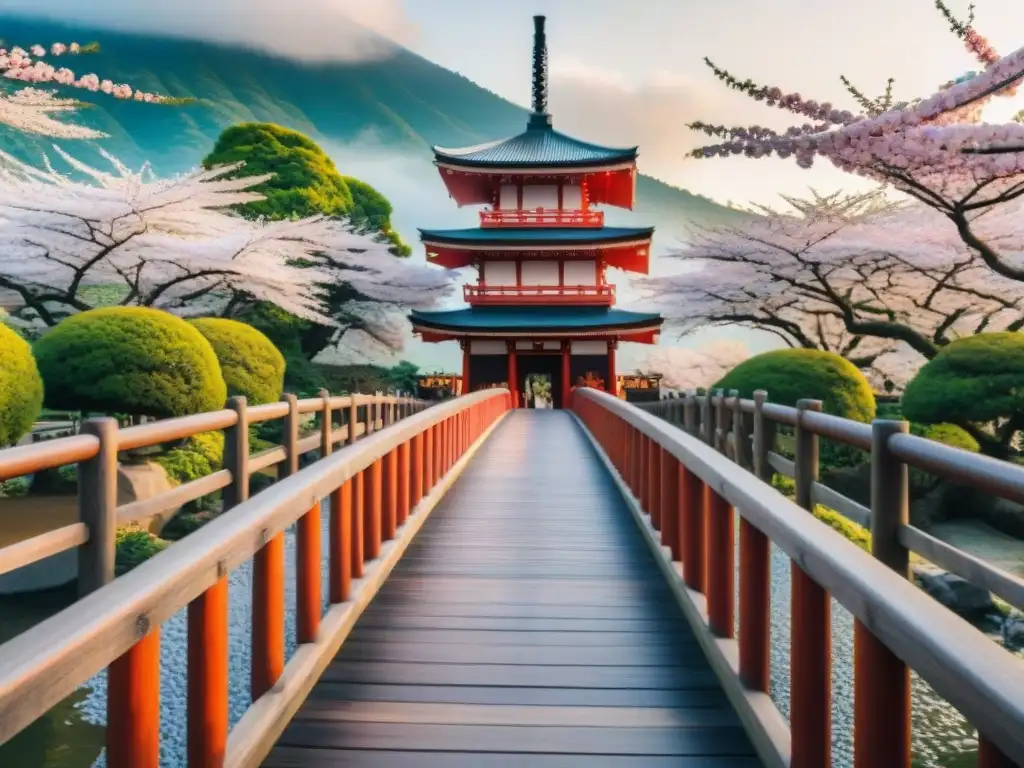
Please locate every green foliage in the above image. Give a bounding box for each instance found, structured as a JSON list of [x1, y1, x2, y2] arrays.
[[388, 360, 420, 393], [154, 431, 224, 485], [714, 348, 876, 422], [345, 176, 411, 257], [902, 332, 1024, 426], [0, 323, 44, 447], [0, 477, 30, 498], [202, 123, 354, 221], [814, 506, 871, 552], [189, 318, 285, 405], [114, 526, 169, 575], [33, 308, 226, 418]]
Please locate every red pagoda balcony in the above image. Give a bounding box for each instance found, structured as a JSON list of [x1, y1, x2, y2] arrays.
[[479, 209, 604, 228], [464, 283, 616, 306]]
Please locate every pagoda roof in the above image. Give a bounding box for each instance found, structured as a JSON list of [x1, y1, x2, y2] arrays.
[[420, 226, 653, 247], [410, 306, 662, 333], [433, 124, 638, 170]]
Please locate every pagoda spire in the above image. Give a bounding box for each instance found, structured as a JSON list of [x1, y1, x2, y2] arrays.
[[528, 15, 552, 130]]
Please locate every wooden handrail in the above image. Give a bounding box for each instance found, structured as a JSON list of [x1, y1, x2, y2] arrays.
[[610, 389, 1024, 765], [0, 393, 430, 583], [0, 388, 512, 766]]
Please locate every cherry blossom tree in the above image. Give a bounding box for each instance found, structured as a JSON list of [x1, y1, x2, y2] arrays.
[[686, 1, 1024, 285], [642, 341, 751, 391], [638, 190, 1024, 389], [0, 38, 182, 138], [0, 148, 453, 350]]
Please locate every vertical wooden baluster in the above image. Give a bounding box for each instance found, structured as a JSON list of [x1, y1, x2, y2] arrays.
[[639, 434, 650, 511], [383, 448, 398, 542], [683, 392, 697, 438], [347, 395, 359, 447], [706, 489, 734, 638], [78, 417, 119, 597], [107, 626, 161, 768], [253, 395, 293, 700], [792, 398, 830, 768], [397, 440, 412, 527], [739, 517, 770, 692], [660, 448, 680, 560], [188, 397, 245, 766], [631, 427, 642, 498], [752, 391, 769, 481], [324, 391, 351, 604], [412, 432, 425, 508], [681, 467, 707, 593], [366, 457, 383, 560], [854, 419, 911, 768], [648, 439, 661, 531], [424, 425, 435, 493]]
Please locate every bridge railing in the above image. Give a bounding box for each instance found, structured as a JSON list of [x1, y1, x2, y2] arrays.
[[0, 391, 428, 595], [574, 387, 1024, 768], [0, 388, 511, 767], [645, 390, 1024, 624]]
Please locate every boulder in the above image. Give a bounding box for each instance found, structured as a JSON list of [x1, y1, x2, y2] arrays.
[[116, 461, 179, 535], [1003, 617, 1024, 648], [913, 564, 994, 617]]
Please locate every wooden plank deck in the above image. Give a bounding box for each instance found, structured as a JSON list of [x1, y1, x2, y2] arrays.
[[265, 410, 759, 767]]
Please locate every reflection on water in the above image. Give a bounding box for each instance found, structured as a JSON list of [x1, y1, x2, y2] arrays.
[[0, 585, 103, 768], [0, 525, 1021, 766]]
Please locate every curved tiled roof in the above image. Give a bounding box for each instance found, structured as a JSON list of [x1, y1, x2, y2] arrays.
[[433, 124, 637, 169], [419, 226, 653, 246], [410, 306, 662, 332]]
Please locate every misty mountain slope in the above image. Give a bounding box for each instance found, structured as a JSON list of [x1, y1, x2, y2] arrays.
[[0, 15, 735, 229]]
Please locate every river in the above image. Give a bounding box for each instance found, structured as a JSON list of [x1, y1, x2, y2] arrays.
[[0, 514, 1020, 767]]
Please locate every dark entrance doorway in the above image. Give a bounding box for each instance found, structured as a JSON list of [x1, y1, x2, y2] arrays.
[[517, 354, 563, 409]]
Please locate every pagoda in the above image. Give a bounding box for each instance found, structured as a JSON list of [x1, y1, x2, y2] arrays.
[[409, 15, 663, 409]]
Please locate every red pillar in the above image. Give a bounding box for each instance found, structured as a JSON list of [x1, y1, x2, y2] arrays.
[[507, 342, 519, 408], [462, 341, 471, 396], [561, 340, 571, 409], [607, 339, 618, 397]]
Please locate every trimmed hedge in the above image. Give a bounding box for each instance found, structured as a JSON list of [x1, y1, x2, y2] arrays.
[[189, 318, 285, 406], [714, 348, 876, 422], [902, 332, 1024, 426], [33, 308, 226, 418], [0, 323, 44, 446]]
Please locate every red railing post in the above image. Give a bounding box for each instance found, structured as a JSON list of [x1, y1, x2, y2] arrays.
[[738, 518, 770, 692], [383, 449, 398, 542], [252, 529, 285, 700], [639, 434, 650, 511], [854, 420, 912, 767], [978, 739, 1016, 768], [366, 458, 383, 560], [424, 425, 435, 494], [792, 399, 831, 768], [351, 470, 365, 579], [412, 432, 425, 508], [297, 500, 321, 644], [648, 440, 661, 531], [330, 480, 352, 603], [187, 579, 228, 767], [107, 628, 161, 768], [707, 489, 734, 638], [660, 448, 679, 559], [397, 440, 411, 527], [681, 467, 706, 593]]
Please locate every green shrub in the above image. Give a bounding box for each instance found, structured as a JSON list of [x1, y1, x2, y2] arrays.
[[189, 318, 285, 406], [114, 526, 169, 575], [714, 348, 876, 422], [0, 477, 30, 498], [155, 431, 224, 485], [814, 506, 871, 552], [33, 307, 226, 419], [0, 323, 44, 446], [907, 423, 980, 490], [902, 332, 1024, 456]]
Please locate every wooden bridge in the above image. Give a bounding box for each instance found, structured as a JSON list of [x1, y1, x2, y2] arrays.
[[0, 388, 1022, 767]]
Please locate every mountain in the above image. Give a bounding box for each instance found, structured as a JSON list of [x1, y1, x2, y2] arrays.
[[0, 16, 738, 367]]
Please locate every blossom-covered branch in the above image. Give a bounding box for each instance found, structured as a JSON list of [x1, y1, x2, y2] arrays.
[[0, 149, 454, 350], [635, 191, 1024, 388], [642, 342, 751, 391], [0, 36, 189, 138]]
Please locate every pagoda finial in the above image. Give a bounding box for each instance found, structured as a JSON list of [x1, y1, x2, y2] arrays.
[[528, 15, 552, 130]]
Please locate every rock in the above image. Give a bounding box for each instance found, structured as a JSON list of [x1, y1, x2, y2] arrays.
[[1003, 617, 1024, 648], [117, 461, 179, 536], [913, 564, 994, 617]]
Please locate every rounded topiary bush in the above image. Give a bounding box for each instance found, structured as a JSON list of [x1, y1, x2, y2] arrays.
[[903, 332, 1024, 427], [0, 323, 44, 446], [33, 307, 227, 419], [713, 348, 876, 422], [189, 318, 286, 406]]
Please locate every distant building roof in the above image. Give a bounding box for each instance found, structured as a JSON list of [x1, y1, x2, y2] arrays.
[[410, 306, 663, 333], [433, 123, 638, 169], [420, 226, 653, 247]]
